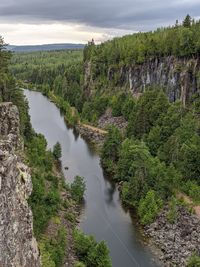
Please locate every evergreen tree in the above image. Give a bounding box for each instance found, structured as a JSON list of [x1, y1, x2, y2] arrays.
[[53, 142, 62, 160], [183, 14, 192, 28]]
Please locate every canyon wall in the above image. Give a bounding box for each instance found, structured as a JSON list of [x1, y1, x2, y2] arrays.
[[0, 103, 40, 267], [85, 56, 200, 105]]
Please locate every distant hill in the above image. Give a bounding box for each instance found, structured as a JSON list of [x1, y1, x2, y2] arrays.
[[7, 43, 85, 52]]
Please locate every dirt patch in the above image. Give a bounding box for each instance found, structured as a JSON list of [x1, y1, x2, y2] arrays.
[[81, 123, 108, 134], [176, 191, 200, 219]]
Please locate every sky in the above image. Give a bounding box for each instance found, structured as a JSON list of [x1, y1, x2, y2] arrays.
[[0, 0, 200, 45]]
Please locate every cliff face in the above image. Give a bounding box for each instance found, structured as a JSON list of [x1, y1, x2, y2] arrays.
[[85, 56, 200, 105], [0, 103, 40, 267]]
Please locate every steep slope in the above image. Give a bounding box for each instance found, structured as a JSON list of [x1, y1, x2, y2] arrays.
[[84, 56, 200, 106], [0, 102, 40, 267]]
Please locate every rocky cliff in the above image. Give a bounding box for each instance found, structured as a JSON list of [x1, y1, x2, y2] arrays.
[[85, 56, 200, 105], [0, 102, 40, 267]]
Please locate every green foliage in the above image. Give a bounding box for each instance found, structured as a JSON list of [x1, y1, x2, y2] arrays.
[[70, 176, 86, 203], [39, 226, 67, 267], [74, 262, 86, 267], [39, 242, 56, 267], [182, 181, 200, 203], [187, 254, 200, 267], [53, 142, 62, 160], [26, 134, 61, 238], [145, 102, 186, 156], [167, 197, 178, 224], [127, 89, 169, 139], [119, 138, 180, 211], [73, 229, 112, 267], [183, 14, 192, 28], [81, 94, 109, 123], [84, 16, 200, 67], [111, 92, 127, 116], [101, 126, 122, 173], [116, 139, 151, 182], [158, 112, 200, 184], [10, 49, 84, 112], [138, 190, 163, 225], [0, 37, 32, 139]]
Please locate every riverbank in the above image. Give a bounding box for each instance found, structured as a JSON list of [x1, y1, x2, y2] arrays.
[[76, 119, 200, 267], [22, 85, 108, 146], [76, 123, 107, 147], [39, 162, 81, 267]]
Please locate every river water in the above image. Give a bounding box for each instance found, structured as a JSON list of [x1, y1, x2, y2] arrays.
[[24, 90, 160, 267]]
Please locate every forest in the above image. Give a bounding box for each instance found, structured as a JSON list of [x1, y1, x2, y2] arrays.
[[84, 14, 200, 66]]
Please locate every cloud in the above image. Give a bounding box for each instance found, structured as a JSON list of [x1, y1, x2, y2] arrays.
[[0, 23, 134, 45], [0, 0, 200, 31], [0, 0, 200, 44]]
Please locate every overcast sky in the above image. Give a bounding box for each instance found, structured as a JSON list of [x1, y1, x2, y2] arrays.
[[0, 0, 200, 45]]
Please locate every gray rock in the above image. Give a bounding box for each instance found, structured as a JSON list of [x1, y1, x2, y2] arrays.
[[145, 205, 200, 267], [0, 103, 40, 267]]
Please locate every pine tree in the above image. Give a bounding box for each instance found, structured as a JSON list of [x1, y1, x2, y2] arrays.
[[53, 142, 62, 160], [183, 14, 192, 28]]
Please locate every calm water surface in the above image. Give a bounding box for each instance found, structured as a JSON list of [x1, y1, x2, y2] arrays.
[[24, 90, 160, 267]]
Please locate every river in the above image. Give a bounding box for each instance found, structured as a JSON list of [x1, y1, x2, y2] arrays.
[[24, 90, 160, 267]]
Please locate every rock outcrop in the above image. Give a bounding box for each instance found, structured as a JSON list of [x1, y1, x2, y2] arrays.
[[0, 102, 40, 267], [84, 56, 200, 106], [76, 123, 107, 147], [145, 205, 200, 267], [98, 109, 127, 132]]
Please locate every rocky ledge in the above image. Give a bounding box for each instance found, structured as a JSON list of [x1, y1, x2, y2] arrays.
[[76, 123, 107, 147], [145, 205, 200, 267], [98, 109, 127, 132], [0, 103, 40, 267]]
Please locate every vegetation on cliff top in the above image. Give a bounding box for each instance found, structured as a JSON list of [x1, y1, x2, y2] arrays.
[[84, 14, 200, 67]]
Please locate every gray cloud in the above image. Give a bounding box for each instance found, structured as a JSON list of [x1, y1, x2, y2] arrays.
[[0, 0, 200, 31]]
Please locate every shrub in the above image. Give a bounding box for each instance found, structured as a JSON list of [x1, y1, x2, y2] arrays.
[[183, 180, 200, 203], [73, 229, 111, 267], [53, 142, 62, 160], [167, 196, 178, 224], [39, 241, 56, 267], [187, 254, 200, 267], [71, 176, 86, 203], [138, 190, 163, 225], [74, 262, 86, 267]]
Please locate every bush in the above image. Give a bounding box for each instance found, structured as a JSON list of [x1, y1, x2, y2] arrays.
[[53, 142, 62, 160], [73, 230, 111, 267], [187, 254, 200, 267], [39, 241, 56, 267], [39, 226, 67, 267], [70, 176, 86, 203], [138, 190, 163, 225], [74, 262, 86, 267], [101, 126, 122, 174], [183, 180, 200, 203], [167, 196, 178, 224]]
